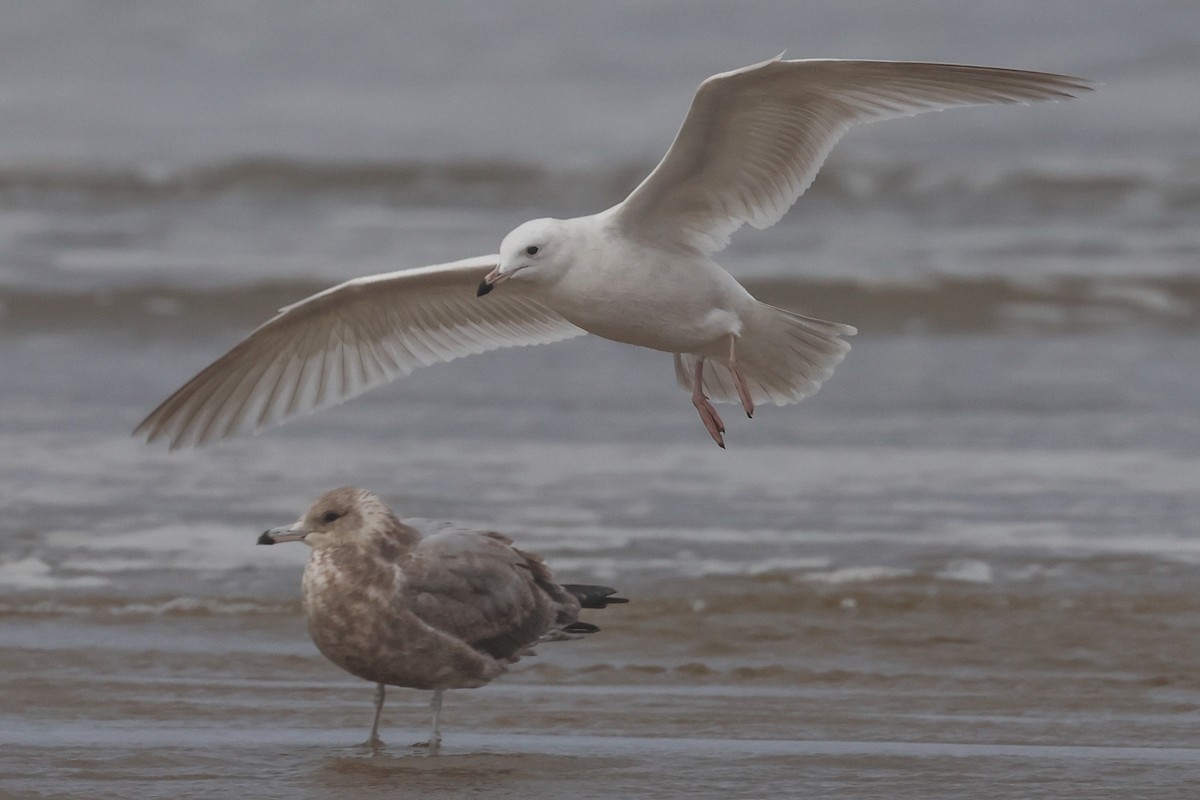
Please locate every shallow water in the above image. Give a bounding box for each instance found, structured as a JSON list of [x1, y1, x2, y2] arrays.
[[5, 329, 1200, 798], [3, 1, 1200, 798]]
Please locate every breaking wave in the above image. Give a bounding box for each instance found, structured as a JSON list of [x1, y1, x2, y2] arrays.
[[0, 155, 1195, 215], [5, 273, 1200, 334]]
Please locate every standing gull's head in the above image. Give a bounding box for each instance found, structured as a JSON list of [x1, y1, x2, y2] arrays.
[[477, 218, 566, 296], [257, 487, 399, 549]]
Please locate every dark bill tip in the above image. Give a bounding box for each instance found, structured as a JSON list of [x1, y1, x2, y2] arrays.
[[256, 531, 276, 545], [476, 279, 493, 297]]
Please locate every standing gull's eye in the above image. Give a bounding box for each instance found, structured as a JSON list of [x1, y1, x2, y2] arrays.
[[320, 510, 342, 524], [525, 245, 539, 256]]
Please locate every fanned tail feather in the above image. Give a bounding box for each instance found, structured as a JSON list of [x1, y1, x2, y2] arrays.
[[674, 302, 856, 406]]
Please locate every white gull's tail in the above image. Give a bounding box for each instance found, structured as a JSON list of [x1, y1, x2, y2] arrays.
[[673, 302, 856, 406]]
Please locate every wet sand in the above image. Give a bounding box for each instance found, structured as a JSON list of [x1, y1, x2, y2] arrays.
[[4, 572, 1199, 800]]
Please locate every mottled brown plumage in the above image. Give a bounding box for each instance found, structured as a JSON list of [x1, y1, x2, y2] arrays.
[[258, 487, 624, 750]]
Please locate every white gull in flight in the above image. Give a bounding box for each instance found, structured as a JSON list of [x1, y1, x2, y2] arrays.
[[257, 486, 626, 751], [137, 56, 1092, 449]]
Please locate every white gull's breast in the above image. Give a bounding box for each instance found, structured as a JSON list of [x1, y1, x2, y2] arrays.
[[541, 227, 752, 353]]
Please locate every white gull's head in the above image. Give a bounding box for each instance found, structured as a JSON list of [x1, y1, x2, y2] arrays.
[[493, 217, 572, 287]]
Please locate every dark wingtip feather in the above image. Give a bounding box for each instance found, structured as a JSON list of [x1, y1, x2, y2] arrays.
[[562, 584, 629, 609]]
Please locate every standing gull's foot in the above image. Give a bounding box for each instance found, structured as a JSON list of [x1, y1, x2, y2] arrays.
[[357, 682, 387, 751], [411, 690, 444, 753]]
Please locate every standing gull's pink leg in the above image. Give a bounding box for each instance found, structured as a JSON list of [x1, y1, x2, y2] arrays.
[[691, 358, 725, 448], [728, 335, 755, 419]]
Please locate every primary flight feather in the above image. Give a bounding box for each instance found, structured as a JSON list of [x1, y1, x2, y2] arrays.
[[136, 56, 1092, 449]]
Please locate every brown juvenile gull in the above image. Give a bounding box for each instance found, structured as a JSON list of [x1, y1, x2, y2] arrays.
[[256, 486, 626, 751], [135, 56, 1093, 450]]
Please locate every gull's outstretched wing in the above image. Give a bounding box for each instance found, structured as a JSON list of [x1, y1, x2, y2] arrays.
[[135, 255, 585, 449], [613, 57, 1093, 254]]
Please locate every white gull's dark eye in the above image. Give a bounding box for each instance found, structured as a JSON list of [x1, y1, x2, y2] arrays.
[[525, 245, 539, 256], [320, 510, 342, 524]]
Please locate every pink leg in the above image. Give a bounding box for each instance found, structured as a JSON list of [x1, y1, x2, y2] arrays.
[[728, 335, 754, 419], [691, 358, 725, 449]]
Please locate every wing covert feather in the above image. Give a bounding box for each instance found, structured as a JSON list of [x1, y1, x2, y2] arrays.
[[403, 530, 562, 660]]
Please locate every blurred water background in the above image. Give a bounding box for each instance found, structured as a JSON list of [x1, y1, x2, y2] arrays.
[[2, 2, 1199, 798]]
